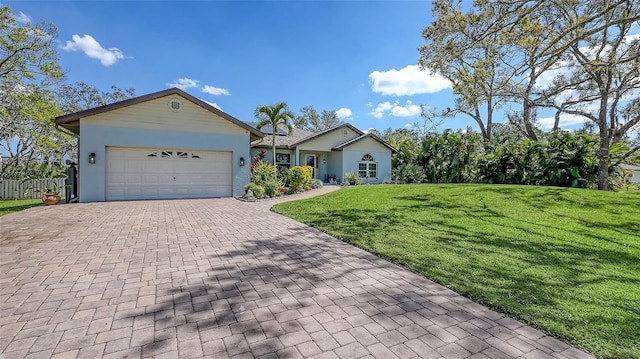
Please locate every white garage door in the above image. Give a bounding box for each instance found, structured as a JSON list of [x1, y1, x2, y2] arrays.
[[106, 147, 232, 201]]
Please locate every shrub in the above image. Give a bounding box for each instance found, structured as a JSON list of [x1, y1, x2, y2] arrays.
[[310, 178, 323, 189], [344, 172, 362, 185], [251, 160, 277, 186], [277, 167, 291, 187], [394, 163, 426, 184], [289, 167, 306, 190], [290, 165, 313, 186], [244, 182, 265, 199], [301, 166, 313, 184], [264, 181, 280, 198]]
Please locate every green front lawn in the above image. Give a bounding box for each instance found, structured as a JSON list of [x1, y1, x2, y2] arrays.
[[0, 199, 42, 217], [272, 184, 640, 359]]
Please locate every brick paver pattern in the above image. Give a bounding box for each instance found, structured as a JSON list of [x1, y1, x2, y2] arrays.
[[0, 187, 594, 358]]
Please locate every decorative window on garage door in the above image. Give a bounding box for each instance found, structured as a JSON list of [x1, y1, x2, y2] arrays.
[[146, 151, 201, 159]]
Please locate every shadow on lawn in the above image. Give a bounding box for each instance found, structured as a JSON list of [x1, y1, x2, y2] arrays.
[[294, 192, 639, 358]]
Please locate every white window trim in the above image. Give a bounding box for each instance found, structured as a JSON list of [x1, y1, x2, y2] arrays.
[[358, 154, 378, 179]]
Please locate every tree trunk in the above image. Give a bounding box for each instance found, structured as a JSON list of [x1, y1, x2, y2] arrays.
[[597, 127, 610, 191], [553, 111, 561, 132], [272, 136, 277, 169], [523, 99, 538, 140]]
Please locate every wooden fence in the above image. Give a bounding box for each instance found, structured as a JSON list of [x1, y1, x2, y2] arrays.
[[0, 179, 67, 200]]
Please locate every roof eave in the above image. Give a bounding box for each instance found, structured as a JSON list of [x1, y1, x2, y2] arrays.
[[289, 123, 364, 147], [53, 88, 264, 139], [332, 133, 398, 153]]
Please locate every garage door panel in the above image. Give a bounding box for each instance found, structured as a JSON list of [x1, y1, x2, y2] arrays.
[[106, 147, 233, 201]]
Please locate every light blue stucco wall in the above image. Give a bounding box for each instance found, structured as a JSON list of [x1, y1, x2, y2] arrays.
[[79, 124, 250, 202], [341, 150, 392, 184], [326, 151, 343, 183]]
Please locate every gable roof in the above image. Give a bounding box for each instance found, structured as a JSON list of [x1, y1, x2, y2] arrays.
[[332, 133, 398, 153], [289, 123, 364, 147], [248, 122, 397, 154], [249, 124, 315, 148], [54, 88, 264, 140]]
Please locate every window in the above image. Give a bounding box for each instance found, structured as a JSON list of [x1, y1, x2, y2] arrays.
[[358, 154, 377, 178], [275, 153, 291, 168], [147, 151, 200, 159]]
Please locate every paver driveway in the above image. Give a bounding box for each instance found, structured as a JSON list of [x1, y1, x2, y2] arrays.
[[0, 187, 594, 359]]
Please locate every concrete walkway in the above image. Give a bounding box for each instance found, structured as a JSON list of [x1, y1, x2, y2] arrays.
[[0, 186, 593, 358]]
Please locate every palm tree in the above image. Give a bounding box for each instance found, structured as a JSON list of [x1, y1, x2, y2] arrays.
[[254, 102, 295, 171]]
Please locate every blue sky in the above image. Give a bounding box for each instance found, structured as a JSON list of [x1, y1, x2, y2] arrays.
[[6, 0, 464, 132]]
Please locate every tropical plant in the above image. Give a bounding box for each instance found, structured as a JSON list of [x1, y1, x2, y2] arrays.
[[344, 172, 362, 185], [477, 131, 599, 188], [394, 163, 426, 184], [254, 102, 295, 173], [251, 160, 277, 187], [251, 149, 267, 169], [309, 179, 323, 189], [417, 129, 481, 183], [276, 167, 291, 187]]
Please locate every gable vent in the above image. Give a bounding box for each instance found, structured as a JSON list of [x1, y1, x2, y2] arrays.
[[167, 98, 183, 112]]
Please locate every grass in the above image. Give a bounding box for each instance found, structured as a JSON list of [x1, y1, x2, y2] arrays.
[[272, 184, 640, 359], [0, 199, 42, 217]]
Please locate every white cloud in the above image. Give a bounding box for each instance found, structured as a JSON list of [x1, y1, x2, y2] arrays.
[[202, 99, 222, 110], [369, 65, 452, 96], [14, 11, 31, 23], [167, 78, 199, 90], [369, 100, 421, 119], [335, 107, 353, 120], [536, 32, 640, 91], [536, 114, 589, 130], [369, 102, 392, 119], [202, 85, 230, 96], [404, 123, 414, 128], [61, 34, 125, 66]]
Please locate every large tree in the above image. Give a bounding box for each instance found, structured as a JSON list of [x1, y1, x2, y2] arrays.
[[419, 1, 515, 143], [420, 0, 640, 190], [57, 82, 136, 114], [254, 102, 295, 169], [294, 105, 344, 132], [0, 5, 64, 179], [535, 0, 640, 190], [0, 6, 62, 84]]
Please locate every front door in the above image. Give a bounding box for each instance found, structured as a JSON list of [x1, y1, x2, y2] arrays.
[[305, 154, 318, 179]]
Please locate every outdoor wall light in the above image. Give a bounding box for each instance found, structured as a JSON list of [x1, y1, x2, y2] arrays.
[[239, 157, 245, 167], [88, 152, 96, 164]]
